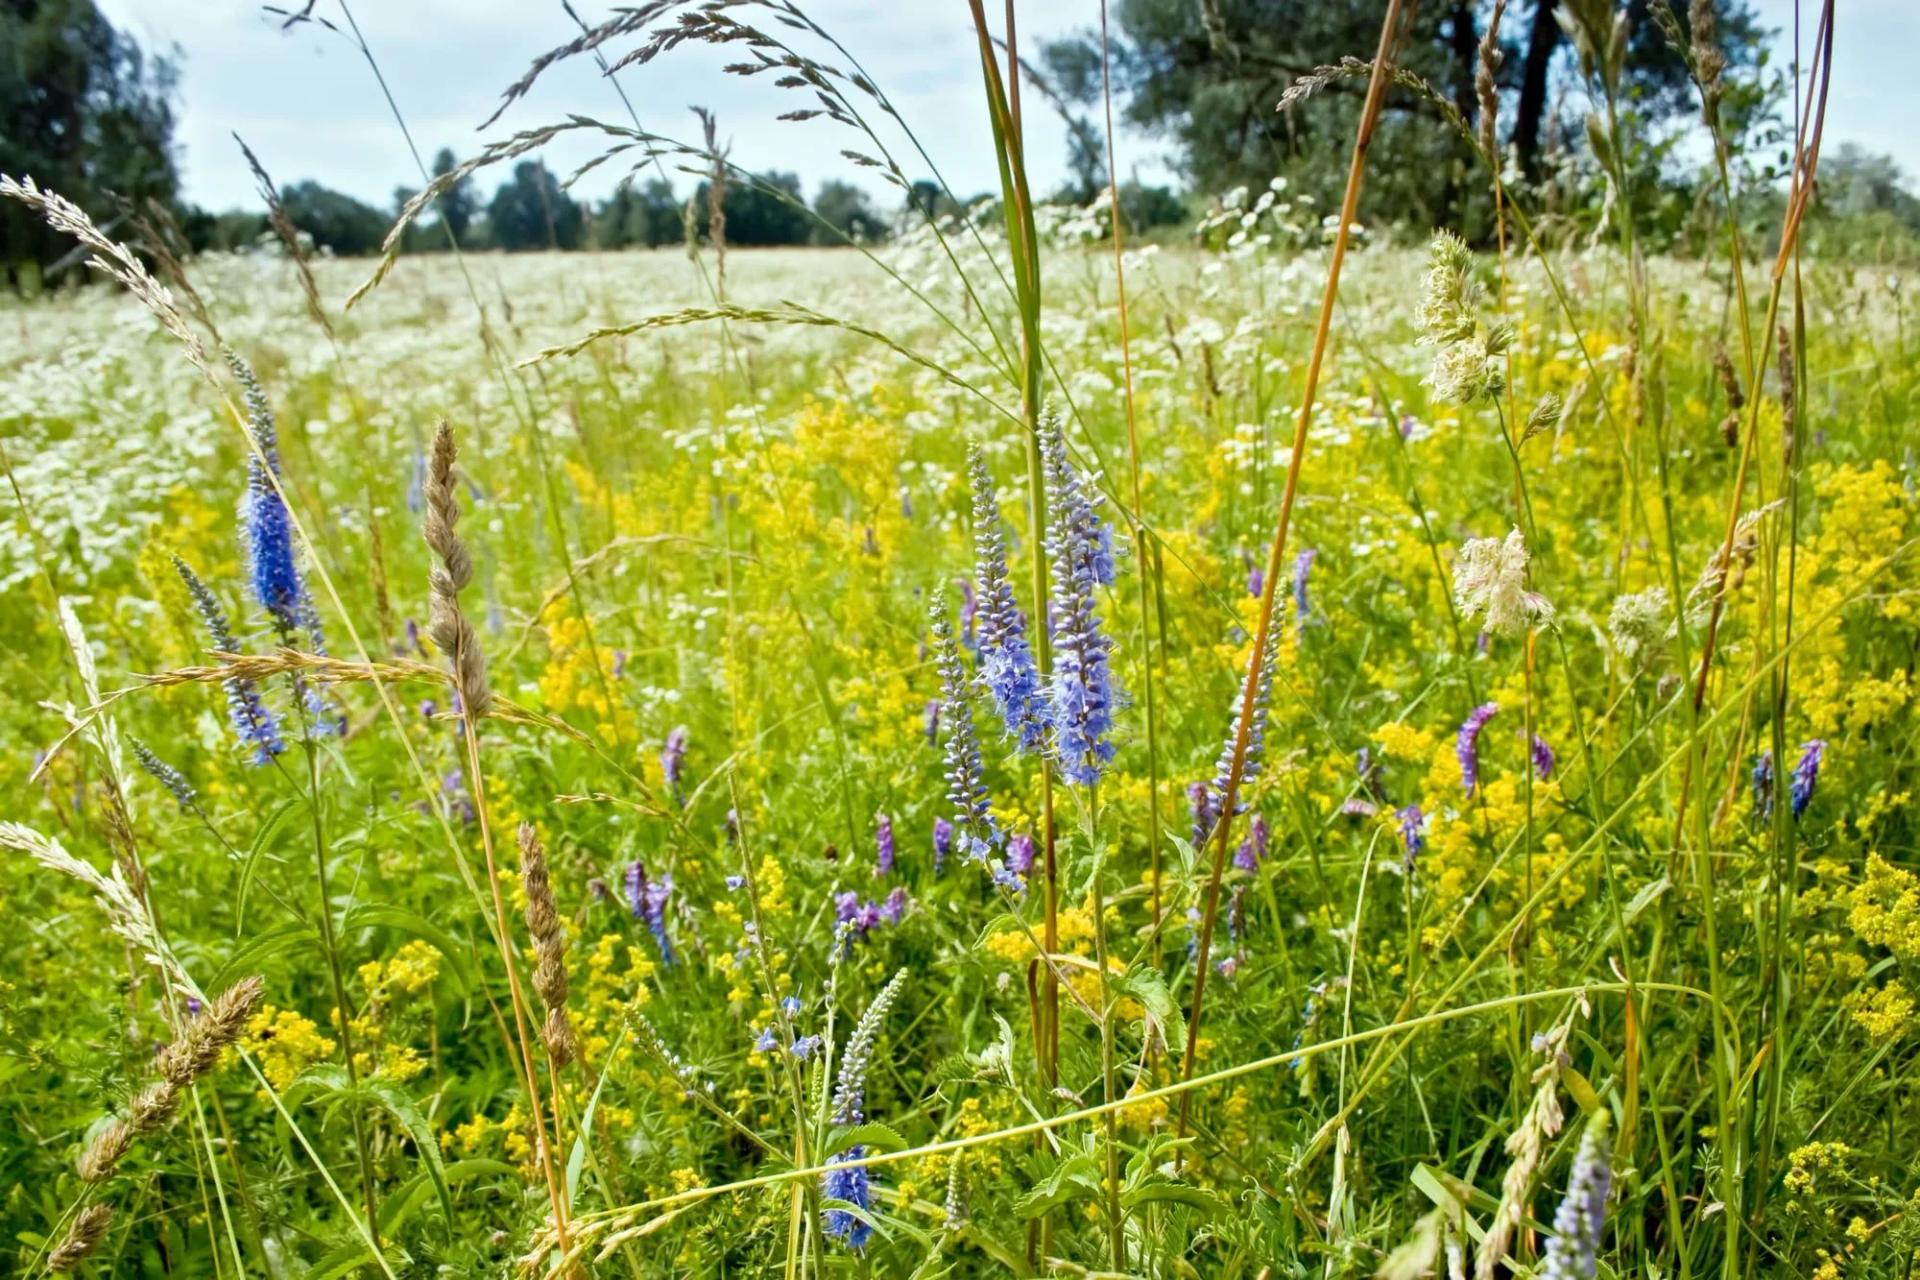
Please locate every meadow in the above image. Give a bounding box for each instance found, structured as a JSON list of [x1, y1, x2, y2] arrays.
[[3, 6, 1919, 1278]]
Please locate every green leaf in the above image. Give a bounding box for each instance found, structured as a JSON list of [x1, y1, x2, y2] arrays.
[[1120, 1181, 1223, 1215], [206, 921, 314, 994], [360, 1076, 454, 1236], [568, 1029, 626, 1208], [379, 1160, 515, 1235], [1112, 962, 1186, 1052], [826, 1122, 907, 1158], [1623, 875, 1670, 923], [1014, 1150, 1101, 1219], [235, 797, 299, 932]]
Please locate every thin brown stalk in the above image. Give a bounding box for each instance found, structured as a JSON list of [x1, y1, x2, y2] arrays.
[[1175, 0, 1411, 1153], [424, 423, 572, 1257]]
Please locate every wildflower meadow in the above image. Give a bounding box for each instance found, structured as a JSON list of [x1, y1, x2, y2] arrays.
[[2, 1, 1918, 1277]]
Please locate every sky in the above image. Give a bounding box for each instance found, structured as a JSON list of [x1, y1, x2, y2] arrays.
[[93, 0, 1172, 215], [93, 0, 1920, 216]]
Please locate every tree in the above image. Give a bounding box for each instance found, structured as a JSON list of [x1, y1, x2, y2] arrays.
[[1041, 0, 1769, 239], [1, 0, 181, 286], [430, 146, 476, 243], [597, 178, 682, 249], [277, 181, 388, 256], [692, 171, 810, 246], [487, 161, 584, 251], [810, 180, 888, 245]]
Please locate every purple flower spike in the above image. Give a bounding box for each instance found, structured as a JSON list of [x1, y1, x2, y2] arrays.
[[968, 447, 1049, 752], [933, 817, 954, 874], [1040, 415, 1120, 786], [1532, 734, 1556, 781], [1458, 702, 1500, 796], [1292, 548, 1317, 624], [660, 726, 689, 799], [924, 698, 941, 747], [1540, 1111, 1613, 1280], [1790, 739, 1826, 818], [874, 811, 895, 876], [626, 861, 674, 965], [1234, 813, 1269, 872], [1397, 804, 1425, 872], [1008, 831, 1036, 876], [1752, 749, 1775, 820]]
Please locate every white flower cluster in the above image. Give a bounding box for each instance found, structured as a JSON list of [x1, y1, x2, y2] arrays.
[[1453, 527, 1555, 637]]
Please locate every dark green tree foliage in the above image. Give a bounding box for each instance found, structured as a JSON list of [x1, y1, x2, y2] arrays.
[[488, 161, 584, 251], [1, 0, 180, 284], [430, 146, 477, 242], [693, 171, 810, 246], [810, 180, 888, 245], [596, 178, 682, 249], [276, 180, 388, 257], [1042, 0, 1764, 241]]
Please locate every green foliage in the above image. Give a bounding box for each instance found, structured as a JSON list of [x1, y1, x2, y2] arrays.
[[0, 0, 179, 285]]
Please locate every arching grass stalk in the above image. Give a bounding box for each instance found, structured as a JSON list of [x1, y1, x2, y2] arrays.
[[1175, 0, 1410, 1155], [963, 15, 1061, 1262], [1097, 0, 1167, 955]]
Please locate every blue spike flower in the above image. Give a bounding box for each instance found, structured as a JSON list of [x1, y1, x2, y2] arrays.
[[1193, 622, 1281, 844], [1540, 1111, 1613, 1280], [929, 591, 999, 860], [1532, 734, 1556, 781], [823, 972, 906, 1250], [1752, 749, 1775, 820], [175, 556, 284, 765], [1397, 804, 1425, 872], [968, 447, 1048, 752], [1040, 415, 1120, 787], [1790, 739, 1826, 818], [626, 861, 674, 965]]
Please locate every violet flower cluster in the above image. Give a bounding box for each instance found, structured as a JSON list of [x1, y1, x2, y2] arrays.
[[1040, 415, 1120, 787], [822, 971, 906, 1250], [660, 725, 689, 801], [929, 591, 1003, 868], [1457, 701, 1500, 796], [175, 556, 284, 765], [1540, 1111, 1613, 1280], [967, 447, 1048, 752], [625, 861, 674, 965]]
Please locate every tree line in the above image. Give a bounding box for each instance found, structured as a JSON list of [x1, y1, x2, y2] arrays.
[[187, 152, 915, 259], [7, 0, 1920, 288]]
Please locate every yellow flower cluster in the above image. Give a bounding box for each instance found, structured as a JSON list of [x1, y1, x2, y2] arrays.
[[1848, 855, 1920, 961], [1844, 980, 1914, 1041], [539, 610, 631, 743], [1785, 1141, 1853, 1198], [243, 1005, 337, 1090]]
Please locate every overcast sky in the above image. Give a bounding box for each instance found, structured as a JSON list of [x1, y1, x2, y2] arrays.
[[92, 0, 1919, 215]]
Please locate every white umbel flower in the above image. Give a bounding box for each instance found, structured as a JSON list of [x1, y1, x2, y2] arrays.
[[1454, 528, 1554, 637]]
